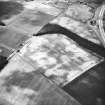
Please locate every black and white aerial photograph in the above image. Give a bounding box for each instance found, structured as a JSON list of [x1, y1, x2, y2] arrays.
[[0, 0, 105, 105]]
